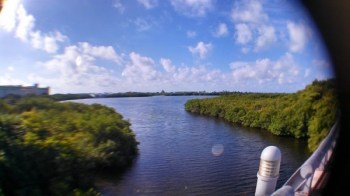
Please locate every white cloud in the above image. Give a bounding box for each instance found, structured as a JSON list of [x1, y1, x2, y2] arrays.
[[231, 0, 268, 24], [234, 23, 252, 44], [255, 25, 276, 51], [188, 41, 212, 59], [30, 31, 67, 53], [170, 0, 213, 17], [0, 0, 20, 32], [36, 43, 124, 93], [174, 66, 222, 83], [40, 45, 109, 77], [0, 0, 67, 53], [122, 52, 159, 81], [120, 54, 225, 91], [231, 1, 278, 53], [80, 42, 123, 64], [15, 4, 34, 42], [187, 31, 197, 38], [158, 58, 226, 89], [138, 0, 158, 9], [7, 66, 15, 72], [160, 58, 176, 73], [214, 23, 229, 37], [287, 21, 308, 52], [113, 0, 125, 14], [230, 53, 300, 84], [120, 54, 226, 91]]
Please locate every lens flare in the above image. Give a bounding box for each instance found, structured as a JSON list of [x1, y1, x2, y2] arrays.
[[211, 144, 224, 156]]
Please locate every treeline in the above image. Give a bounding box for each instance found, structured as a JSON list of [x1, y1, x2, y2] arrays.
[[0, 96, 139, 195], [185, 79, 338, 151], [50, 93, 94, 100], [49, 91, 242, 101], [50, 92, 152, 101]]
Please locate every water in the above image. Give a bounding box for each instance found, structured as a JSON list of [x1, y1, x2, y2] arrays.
[[74, 96, 310, 195]]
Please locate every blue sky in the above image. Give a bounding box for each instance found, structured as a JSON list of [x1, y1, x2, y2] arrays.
[[0, 0, 333, 93]]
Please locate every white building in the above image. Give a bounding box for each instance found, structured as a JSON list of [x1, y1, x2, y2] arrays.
[[0, 84, 49, 98]]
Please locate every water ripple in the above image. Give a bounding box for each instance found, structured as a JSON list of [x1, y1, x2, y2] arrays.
[[74, 96, 310, 195]]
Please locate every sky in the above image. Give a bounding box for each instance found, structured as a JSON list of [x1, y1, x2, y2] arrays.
[[0, 0, 334, 94]]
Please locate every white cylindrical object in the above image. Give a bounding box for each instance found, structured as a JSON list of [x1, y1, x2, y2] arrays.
[[271, 185, 294, 196], [255, 146, 281, 196]]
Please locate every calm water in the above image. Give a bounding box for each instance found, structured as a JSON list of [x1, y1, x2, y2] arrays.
[[75, 96, 310, 195]]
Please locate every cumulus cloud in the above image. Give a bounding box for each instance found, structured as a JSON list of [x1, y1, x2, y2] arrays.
[[234, 23, 252, 44], [26, 43, 227, 92], [170, 0, 213, 17], [231, 0, 268, 24], [214, 23, 229, 37], [159, 61, 224, 87], [172, 66, 222, 84], [188, 41, 212, 59], [15, 4, 34, 42], [30, 31, 67, 53], [255, 25, 276, 51], [122, 52, 159, 81], [0, 0, 67, 53], [230, 53, 300, 85], [160, 58, 176, 73], [287, 21, 308, 52], [231, 0, 277, 53], [79, 42, 123, 64], [36, 43, 123, 92], [119, 54, 226, 91], [138, 0, 158, 9]]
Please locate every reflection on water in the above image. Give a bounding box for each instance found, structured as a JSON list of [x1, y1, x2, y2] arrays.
[[75, 96, 310, 195]]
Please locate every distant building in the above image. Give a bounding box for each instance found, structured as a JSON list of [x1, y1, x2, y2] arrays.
[[0, 84, 49, 98]]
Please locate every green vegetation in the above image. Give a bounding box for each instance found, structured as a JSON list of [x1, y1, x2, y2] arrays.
[[185, 79, 338, 151], [0, 96, 138, 195], [49, 91, 237, 101]]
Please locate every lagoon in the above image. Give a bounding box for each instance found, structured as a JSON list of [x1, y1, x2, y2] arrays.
[[75, 96, 309, 195]]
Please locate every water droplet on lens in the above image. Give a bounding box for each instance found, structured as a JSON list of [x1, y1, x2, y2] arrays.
[[211, 144, 224, 156]]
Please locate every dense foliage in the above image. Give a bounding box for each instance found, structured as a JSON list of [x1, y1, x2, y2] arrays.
[[0, 97, 138, 195], [50, 93, 94, 101], [49, 91, 244, 101], [185, 79, 338, 151]]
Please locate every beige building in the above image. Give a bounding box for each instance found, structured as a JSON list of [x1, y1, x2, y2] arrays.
[[0, 84, 49, 98]]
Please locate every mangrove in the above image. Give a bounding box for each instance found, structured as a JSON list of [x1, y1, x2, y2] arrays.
[[0, 96, 138, 195], [185, 79, 338, 151]]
